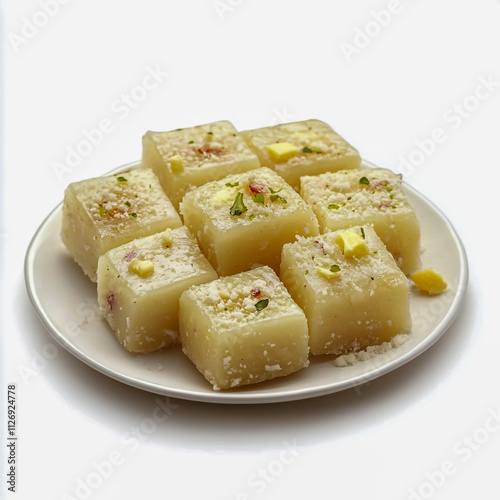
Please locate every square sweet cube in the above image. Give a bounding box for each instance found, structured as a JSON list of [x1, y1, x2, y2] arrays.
[[61, 168, 182, 282], [97, 226, 218, 353], [300, 168, 421, 274], [179, 266, 309, 390], [142, 120, 261, 209], [280, 225, 412, 356], [240, 119, 361, 191], [181, 167, 319, 276]]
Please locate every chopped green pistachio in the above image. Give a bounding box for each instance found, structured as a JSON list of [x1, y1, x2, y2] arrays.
[[269, 187, 283, 194], [188, 140, 194, 144], [270, 194, 287, 203], [302, 146, 323, 154], [330, 264, 341, 273], [316, 266, 341, 279], [116, 176, 128, 183], [305, 269, 309, 275], [229, 192, 247, 216], [359, 176, 369, 185], [328, 204, 340, 210], [130, 212, 137, 218], [225, 181, 240, 188], [98, 203, 107, 216], [124, 201, 131, 207], [253, 193, 265, 204], [255, 298, 269, 312]]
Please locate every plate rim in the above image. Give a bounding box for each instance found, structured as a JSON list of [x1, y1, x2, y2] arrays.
[[24, 160, 469, 404]]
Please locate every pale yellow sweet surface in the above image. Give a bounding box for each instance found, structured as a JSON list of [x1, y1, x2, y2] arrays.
[[179, 266, 309, 390], [61, 168, 182, 282], [240, 119, 361, 191], [181, 167, 319, 276], [300, 168, 421, 274], [280, 225, 412, 356], [142, 120, 260, 209], [97, 226, 218, 353]]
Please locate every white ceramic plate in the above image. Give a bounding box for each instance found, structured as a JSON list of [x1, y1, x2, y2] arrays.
[[24, 161, 468, 404]]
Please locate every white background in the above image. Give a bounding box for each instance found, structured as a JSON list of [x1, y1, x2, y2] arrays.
[[2, 0, 499, 499]]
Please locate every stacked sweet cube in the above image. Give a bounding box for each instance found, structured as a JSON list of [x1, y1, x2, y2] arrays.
[[300, 168, 421, 274], [181, 166, 319, 276], [179, 266, 309, 390], [61, 118, 422, 391], [61, 168, 182, 282], [240, 119, 361, 191], [142, 120, 260, 209], [280, 225, 411, 356], [97, 226, 218, 353]]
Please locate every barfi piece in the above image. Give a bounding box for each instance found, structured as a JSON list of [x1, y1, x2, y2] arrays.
[[300, 168, 421, 274], [240, 119, 361, 191], [97, 226, 218, 353], [280, 225, 411, 356], [179, 266, 309, 390], [181, 167, 319, 276], [61, 168, 182, 282], [142, 120, 261, 209]]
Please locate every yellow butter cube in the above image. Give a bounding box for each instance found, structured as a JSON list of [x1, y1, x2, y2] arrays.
[[128, 258, 155, 278], [266, 142, 298, 163], [169, 155, 184, 173], [336, 229, 369, 258], [161, 228, 173, 248], [411, 269, 448, 295]]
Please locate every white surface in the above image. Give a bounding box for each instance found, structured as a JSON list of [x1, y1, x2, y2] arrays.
[[24, 160, 468, 404], [2, 0, 499, 499]]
